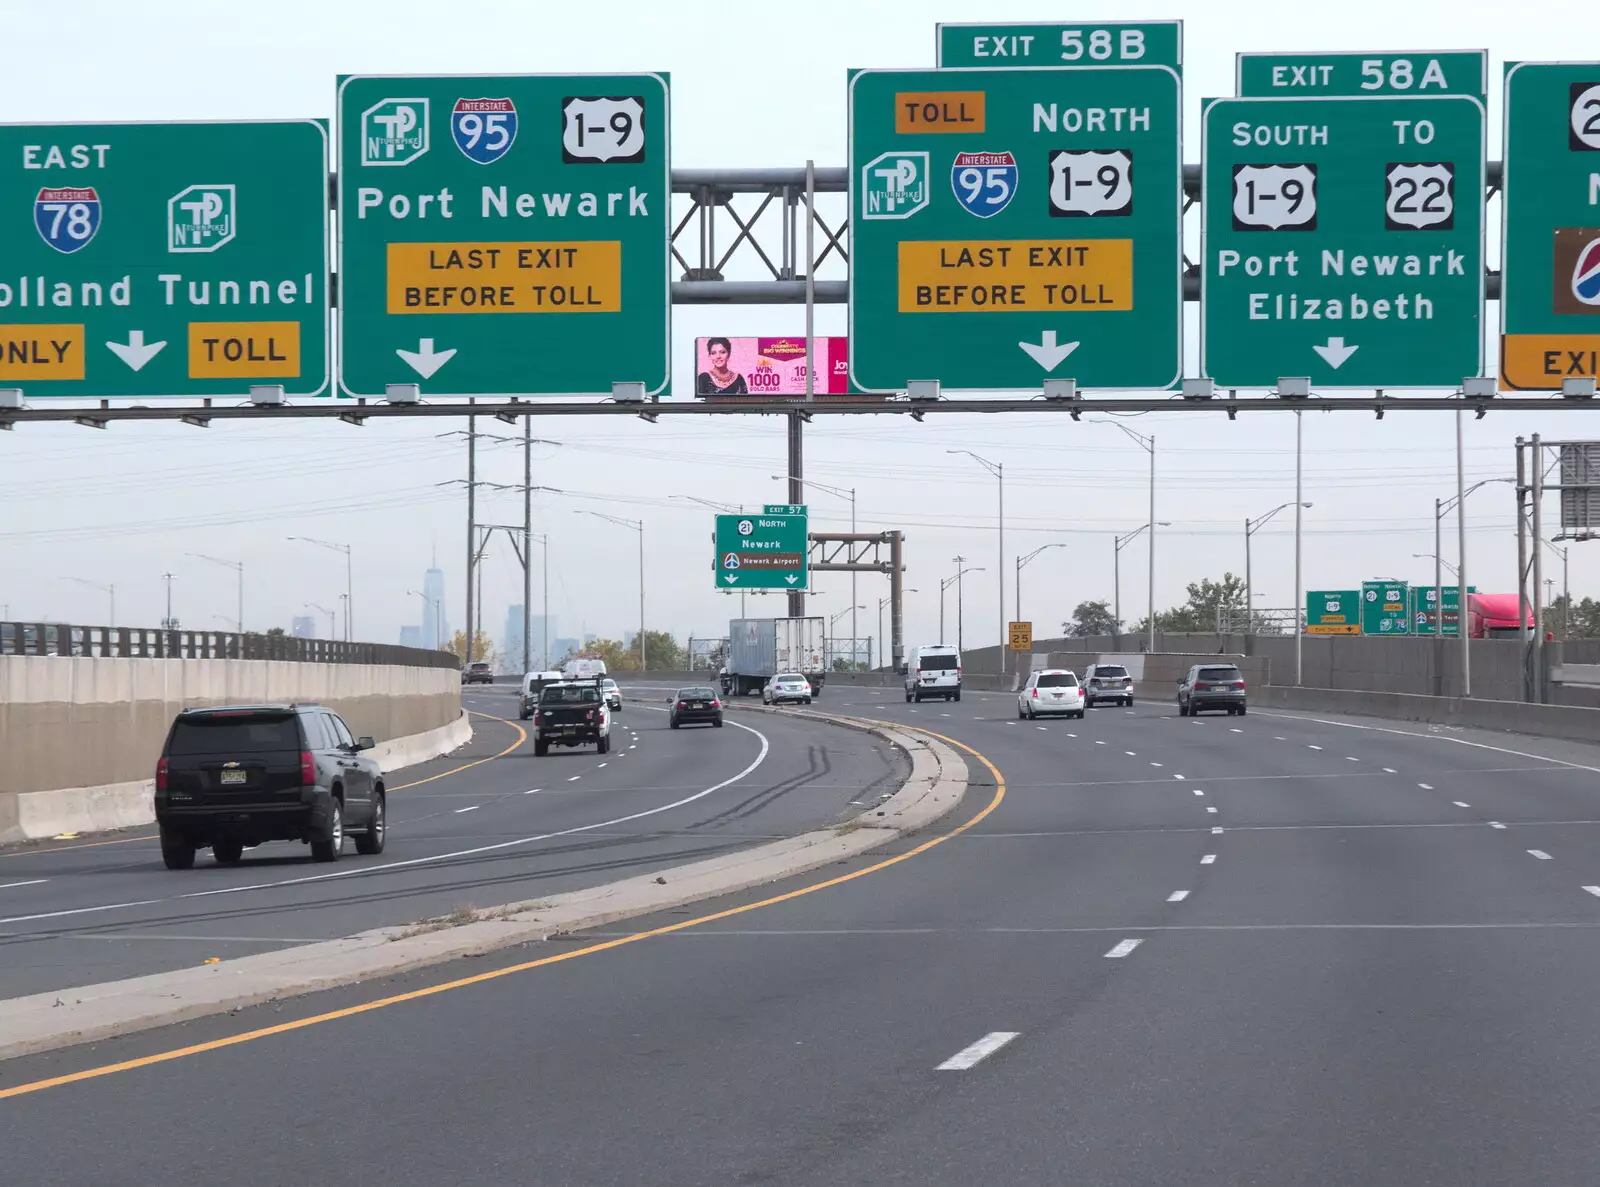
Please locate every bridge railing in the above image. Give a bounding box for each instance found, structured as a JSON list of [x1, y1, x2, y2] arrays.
[[0, 622, 460, 668]]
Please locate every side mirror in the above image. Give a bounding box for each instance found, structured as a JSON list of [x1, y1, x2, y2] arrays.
[[356, 736, 375, 752]]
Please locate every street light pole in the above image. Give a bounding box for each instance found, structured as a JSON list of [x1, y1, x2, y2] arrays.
[[949, 451, 1004, 672], [63, 577, 115, 627], [1244, 502, 1312, 643], [188, 554, 244, 633], [1294, 413, 1303, 685], [288, 537, 353, 642], [1016, 544, 1066, 627], [579, 511, 645, 670]]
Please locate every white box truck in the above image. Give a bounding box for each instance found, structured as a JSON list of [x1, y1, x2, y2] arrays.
[[720, 617, 826, 698]]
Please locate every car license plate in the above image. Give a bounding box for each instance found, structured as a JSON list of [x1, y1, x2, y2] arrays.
[[220, 769, 247, 785]]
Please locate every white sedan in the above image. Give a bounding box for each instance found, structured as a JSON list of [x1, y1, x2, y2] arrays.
[[1018, 669, 1087, 719], [763, 673, 813, 705], [602, 678, 622, 711]]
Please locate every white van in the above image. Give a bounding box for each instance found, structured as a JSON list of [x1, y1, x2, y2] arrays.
[[562, 657, 608, 681], [904, 644, 962, 703], [520, 670, 565, 719]]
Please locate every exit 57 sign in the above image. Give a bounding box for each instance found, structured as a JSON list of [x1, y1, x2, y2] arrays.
[[1202, 91, 1485, 389], [0, 121, 329, 397], [849, 66, 1182, 392]]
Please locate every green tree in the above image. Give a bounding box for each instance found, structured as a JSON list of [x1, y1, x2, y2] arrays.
[[1549, 594, 1600, 639], [1133, 573, 1250, 635], [1064, 599, 1120, 638], [264, 626, 286, 638], [446, 628, 499, 668], [637, 629, 684, 670]]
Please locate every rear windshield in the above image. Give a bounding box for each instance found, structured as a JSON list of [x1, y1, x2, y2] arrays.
[[777, 674, 807, 683], [679, 687, 716, 698], [1091, 666, 1129, 678], [540, 685, 600, 704], [1198, 667, 1242, 682], [1037, 672, 1079, 687], [168, 714, 300, 755], [918, 654, 958, 671], [469, 663, 491, 671]]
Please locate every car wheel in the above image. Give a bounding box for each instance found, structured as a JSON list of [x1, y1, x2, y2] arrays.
[[905, 690, 913, 703], [1238, 706, 1248, 716], [212, 839, 244, 866], [1127, 697, 1135, 707], [160, 829, 197, 870], [804, 697, 812, 705], [310, 798, 344, 863], [714, 718, 723, 728], [598, 734, 610, 754], [534, 738, 549, 757], [913, 693, 922, 703], [670, 717, 680, 729], [953, 690, 962, 702], [1178, 700, 1188, 717], [355, 792, 386, 855], [1017, 704, 1025, 720]]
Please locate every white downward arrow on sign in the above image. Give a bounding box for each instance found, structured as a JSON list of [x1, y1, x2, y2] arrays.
[[723, 574, 739, 584], [1312, 336, 1359, 369], [105, 330, 167, 372], [785, 575, 799, 585], [1017, 330, 1080, 372], [396, 337, 457, 379]]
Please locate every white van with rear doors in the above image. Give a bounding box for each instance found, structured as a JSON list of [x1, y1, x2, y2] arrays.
[[904, 644, 962, 703]]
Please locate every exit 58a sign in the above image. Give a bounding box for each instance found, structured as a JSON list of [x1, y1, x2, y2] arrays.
[[0, 121, 329, 398]]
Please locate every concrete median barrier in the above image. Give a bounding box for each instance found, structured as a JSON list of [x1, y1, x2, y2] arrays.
[[1252, 685, 1600, 743]]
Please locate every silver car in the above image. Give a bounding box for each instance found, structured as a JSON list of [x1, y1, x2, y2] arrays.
[[763, 673, 813, 706], [1083, 663, 1134, 708], [602, 678, 622, 712]]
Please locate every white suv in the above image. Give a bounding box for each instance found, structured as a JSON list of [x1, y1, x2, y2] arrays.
[[1018, 669, 1086, 719]]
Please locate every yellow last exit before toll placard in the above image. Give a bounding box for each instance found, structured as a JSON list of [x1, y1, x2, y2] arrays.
[[386, 242, 622, 314], [897, 240, 1133, 312]]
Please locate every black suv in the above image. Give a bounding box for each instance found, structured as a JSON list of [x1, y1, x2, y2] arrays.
[[154, 704, 385, 870]]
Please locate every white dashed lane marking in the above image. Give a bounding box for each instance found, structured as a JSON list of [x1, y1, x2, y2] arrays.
[[1528, 850, 1553, 860], [1490, 822, 1507, 829], [1419, 783, 1434, 790], [1382, 768, 1397, 774], [936, 1032, 1020, 1071], [1453, 801, 1470, 808], [1206, 806, 1219, 814], [1309, 745, 1323, 751], [1167, 890, 1190, 902], [454, 806, 479, 814], [1201, 855, 1216, 864], [1104, 939, 1143, 958], [1585, 887, 1600, 898]]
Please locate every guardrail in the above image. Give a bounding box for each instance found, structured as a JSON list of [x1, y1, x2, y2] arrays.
[[0, 622, 460, 668]]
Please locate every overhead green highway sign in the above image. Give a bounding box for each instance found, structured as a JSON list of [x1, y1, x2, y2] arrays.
[[0, 120, 328, 398], [1500, 61, 1600, 390], [849, 65, 1183, 392], [715, 511, 809, 590], [1361, 580, 1411, 635], [337, 72, 671, 398], [1236, 50, 1487, 102], [1202, 92, 1485, 389], [937, 21, 1181, 70], [1305, 589, 1361, 634]]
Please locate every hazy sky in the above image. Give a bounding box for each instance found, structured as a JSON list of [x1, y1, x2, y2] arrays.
[[0, 0, 1595, 657]]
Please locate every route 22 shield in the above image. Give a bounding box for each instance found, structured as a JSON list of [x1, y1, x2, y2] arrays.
[[34, 187, 101, 253], [950, 151, 1017, 218], [451, 98, 518, 164]]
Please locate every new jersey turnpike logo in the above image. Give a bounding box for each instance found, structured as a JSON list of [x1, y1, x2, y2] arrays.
[[861, 151, 930, 220], [167, 184, 236, 253], [361, 98, 430, 166]]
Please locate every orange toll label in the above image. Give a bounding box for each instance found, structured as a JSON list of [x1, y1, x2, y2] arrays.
[[1500, 334, 1600, 390], [895, 92, 986, 133], [0, 324, 84, 380], [188, 322, 301, 378]]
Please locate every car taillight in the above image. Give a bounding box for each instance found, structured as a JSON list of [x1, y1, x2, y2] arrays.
[[1234, 681, 1247, 689], [299, 750, 316, 785], [676, 701, 687, 709], [1031, 688, 1039, 697], [585, 709, 596, 720], [711, 699, 721, 708], [155, 756, 168, 791], [956, 666, 963, 675]]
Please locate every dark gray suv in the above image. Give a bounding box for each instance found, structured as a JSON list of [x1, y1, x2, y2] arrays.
[[1177, 665, 1248, 716], [154, 704, 385, 869]]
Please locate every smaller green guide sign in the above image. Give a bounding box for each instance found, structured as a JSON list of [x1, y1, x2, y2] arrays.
[[715, 512, 809, 591], [1305, 589, 1361, 634], [1410, 584, 1476, 635], [936, 20, 1181, 70], [1236, 50, 1487, 102], [1361, 581, 1411, 635]]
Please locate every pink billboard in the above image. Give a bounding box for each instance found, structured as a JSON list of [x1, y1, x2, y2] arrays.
[[694, 336, 849, 397]]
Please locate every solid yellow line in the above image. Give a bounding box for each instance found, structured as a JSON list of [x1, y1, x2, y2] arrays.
[[1, 711, 525, 860], [0, 720, 1001, 1101]]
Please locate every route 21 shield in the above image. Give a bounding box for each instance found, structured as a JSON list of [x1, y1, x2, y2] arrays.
[[451, 98, 517, 164], [34, 187, 101, 253], [950, 151, 1017, 218]]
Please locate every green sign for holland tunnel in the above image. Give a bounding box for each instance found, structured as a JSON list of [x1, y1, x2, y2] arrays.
[[1202, 92, 1485, 389]]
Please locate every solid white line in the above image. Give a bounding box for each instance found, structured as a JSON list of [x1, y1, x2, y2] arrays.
[[1201, 855, 1216, 864], [1252, 709, 1600, 775], [1104, 938, 1143, 958], [1528, 849, 1553, 860], [0, 879, 47, 891], [1167, 890, 1190, 902], [936, 1031, 1020, 1071], [453, 806, 480, 814], [1584, 886, 1600, 897], [1453, 801, 1470, 808]]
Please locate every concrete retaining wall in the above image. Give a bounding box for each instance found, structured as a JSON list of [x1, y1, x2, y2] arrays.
[[0, 655, 462, 798], [1253, 685, 1600, 744]]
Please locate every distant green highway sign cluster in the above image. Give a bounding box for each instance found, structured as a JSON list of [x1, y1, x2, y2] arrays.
[[0, 32, 1593, 401]]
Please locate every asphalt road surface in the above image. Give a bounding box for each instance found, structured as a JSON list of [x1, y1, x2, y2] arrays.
[[0, 682, 901, 1000], [7, 685, 1600, 1186]]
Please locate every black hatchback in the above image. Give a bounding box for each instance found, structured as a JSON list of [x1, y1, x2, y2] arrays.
[[669, 686, 724, 728], [154, 704, 386, 869]]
